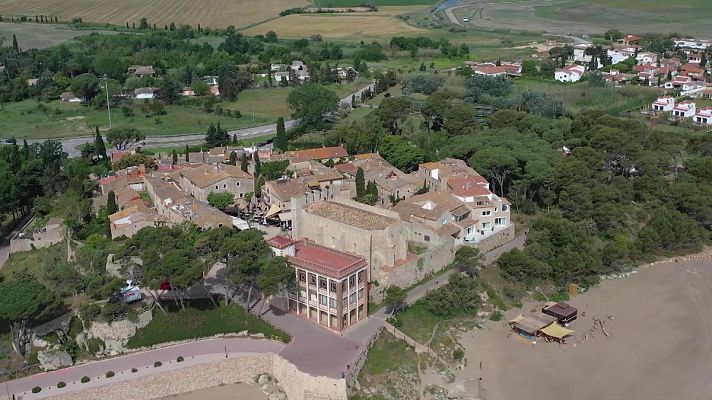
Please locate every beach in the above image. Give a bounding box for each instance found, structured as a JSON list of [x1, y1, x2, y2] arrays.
[[435, 255, 712, 400]]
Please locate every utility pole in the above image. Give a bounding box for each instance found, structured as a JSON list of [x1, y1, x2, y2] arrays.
[[104, 74, 112, 129]]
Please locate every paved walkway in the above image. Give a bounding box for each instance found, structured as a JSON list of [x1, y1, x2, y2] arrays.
[[5, 338, 285, 399]]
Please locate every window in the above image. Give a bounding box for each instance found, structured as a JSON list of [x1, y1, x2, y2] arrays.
[[341, 280, 347, 292], [495, 218, 506, 226], [357, 270, 365, 284], [358, 289, 364, 300], [223, 184, 227, 189], [349, 275, 355, 288], [319, 277, 327, 290], [309, 273, 316, 286], [481, 222, 491, 230], [349, 293, 356, 303], [424, 235, 430, 242], [309, 292, 317, 302], [239, 193, 243, 198], [319, 294, 328, 306], [330, 280, 337, 293], [215, 185, 218, 189], [502, 204, 508, 211], [236, 182, 240, 187], [299, 289, 306, 299], [482, 211, 491, 216], [298, 271, 306, 283], [329, 298, 337, 308]]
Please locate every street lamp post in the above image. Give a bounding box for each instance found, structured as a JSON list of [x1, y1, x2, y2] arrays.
[[104, 74, 112, 129]]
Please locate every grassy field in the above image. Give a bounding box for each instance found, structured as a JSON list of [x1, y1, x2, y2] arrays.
[[451, 0, 712, 36], [0, 22, 121, 49], [0, 0, 309, 29], [514, 78, 660, 115], [0, 242, 65, 285], [243, 13, 426, 39], [126, 302, 290, 348]]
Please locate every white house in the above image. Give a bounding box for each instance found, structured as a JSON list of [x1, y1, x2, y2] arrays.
[[651, 96, 675, 112], [694, 107, 712, 125], [665, 75, 693, 90], [675, 39, 712, 51], [572, 44, 592, 63], [636, 52, 658, 65], [672, 101, 696, 119], [607, 48, 635, 65], [60, 91, 83, 103], [554, 64, 585, 83], [134, 87, 157, 100]]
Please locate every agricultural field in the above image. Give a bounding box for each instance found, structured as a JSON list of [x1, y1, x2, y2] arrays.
[[0, 22, 119, 49], [315, 0, 434, 6], [243, 12, 426, 39], [0, 0, 309, 29], [447, 0, 712, 36]]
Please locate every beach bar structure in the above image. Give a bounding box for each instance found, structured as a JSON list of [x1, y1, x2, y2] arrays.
[[509, 314, 557, 338], [540, 323, 575, 343], [542, 302, 578, 325]]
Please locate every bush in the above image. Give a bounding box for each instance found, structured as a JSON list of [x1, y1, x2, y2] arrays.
[[549, 292, 570, 302], [57, 382, 66, 388], [452, 348, 465, 361], [131, 368, 138, 373], [176, 356, 184, 362], [81, 376, 90, 383], [154, 361, 162, 367], [32, 386, 42, 393], [490, 311, 503, 321], [106, 371, 115, 378]]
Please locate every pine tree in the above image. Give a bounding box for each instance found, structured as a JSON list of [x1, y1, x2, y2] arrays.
[[253, 151, 261, 177], [240, 153, 248, 173], [701, 52, 708, 69], [12, 34, 18, 51], [107, 191, 118, 214], [94, 127, 107, 160], [274, 117, 287, 152], [172, 149, 178, 165], [185, 144, 190, 161], [255, 175, 265, 198], [229, 151, 237, 166], [21, 139, 29, 160], [355, 167, 366, 198]]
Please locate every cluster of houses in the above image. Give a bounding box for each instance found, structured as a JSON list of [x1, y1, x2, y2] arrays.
[[101, 144, 514, 333], [650, 96, 712, 125]]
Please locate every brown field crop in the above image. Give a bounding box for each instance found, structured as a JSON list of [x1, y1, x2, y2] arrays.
[[243, 13, 426, 39], [0, 0, 309, 29]]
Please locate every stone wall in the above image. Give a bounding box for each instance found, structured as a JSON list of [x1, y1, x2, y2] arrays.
[[371, 242, 455, 300], [87, 310, 152, 354], [472, 224, 515, 254], [9, 224, 66, 254], [47, 354, 348, 400]]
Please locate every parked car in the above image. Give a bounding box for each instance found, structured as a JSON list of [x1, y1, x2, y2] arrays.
[[119, 280, 142, 303]]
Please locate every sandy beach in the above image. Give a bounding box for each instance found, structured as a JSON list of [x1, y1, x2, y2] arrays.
[[159, 383, 266, 400], [436, 255, 712, 400]]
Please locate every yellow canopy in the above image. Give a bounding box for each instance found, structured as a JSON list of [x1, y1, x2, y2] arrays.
[[540, 323, 575, 339], [509, 314, 524, 323], [265, 203, 281, 218]]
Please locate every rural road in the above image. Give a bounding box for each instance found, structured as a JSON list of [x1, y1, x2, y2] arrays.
[[27, 82, 375, 158]]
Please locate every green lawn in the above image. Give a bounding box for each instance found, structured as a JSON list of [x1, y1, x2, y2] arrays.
[[359, 330, 420, 378], [0, 242, 65, 285], [126, 302, 290, 348]]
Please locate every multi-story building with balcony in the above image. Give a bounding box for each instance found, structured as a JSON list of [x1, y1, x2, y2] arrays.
[[266, 236, 368, 333]]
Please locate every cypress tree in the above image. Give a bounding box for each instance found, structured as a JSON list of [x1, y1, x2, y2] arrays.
[[94, 127, 107, 160], [107, 191, 118, 214], [240, 153, 248, 173], [12, 34, 18, 51], [355, 167, 365, 198], [21, 139, 29, 160], [172, 149, 178, 165], [185, 144, 190, 161], [255, 175, 265, 198], [253, 151, 261, 177], [274, 117, 287, 152], [229, 151, 237, 166]]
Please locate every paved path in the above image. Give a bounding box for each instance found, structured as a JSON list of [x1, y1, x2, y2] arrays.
[[5, 337, 285, 399]]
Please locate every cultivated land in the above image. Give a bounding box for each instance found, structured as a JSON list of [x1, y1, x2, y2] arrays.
[[0, 0, 309, 29], [0, 22, 119, 49], [243, 13, 426, 39], [449, 0, 712, 36], [427, 254, 712, 400]]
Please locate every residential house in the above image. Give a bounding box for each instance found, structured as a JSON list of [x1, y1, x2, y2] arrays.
[[60, 92, 82, 103], [619, 35, 641, 46], [554, 64, 585, 83], [392, 191, 476, 246], [636, 52, 658, 65], [270, 237, 368, 332], [177, 163, 254, 203], [348, 154, 423, 207], [572, 44, 593, 64], [446, 175, 511, 238], [694, 107, 712, 125], [416, 158, 481, 191], [134, 87, 158, 100], [291, 60, 310, 82], [114, 186, 142, 210], [675, 39, 712, 51], [262, 178, 314, 222], [334, 66, 359, 80], [602, 69, 635, 86], [672, 101, 696, 119], [109, 204, 161, 239], [279, 146, 349, 163], [26, 78, 39, 87], [130, 65, 155, 78], [665, 75, 694, 90], [651, 96, 676, 112], [607, 48, 635, 65], [681, 63, 706, 80], [687, 52, 703, 64], [467, 62, 522, 78]]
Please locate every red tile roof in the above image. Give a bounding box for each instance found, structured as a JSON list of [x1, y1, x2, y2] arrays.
[[289, 241, 366, 279], [284, 146, 348, 161], [447, 175, 491, 197], [266, 235, 296, 249], [334, 162, 358, 175]]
